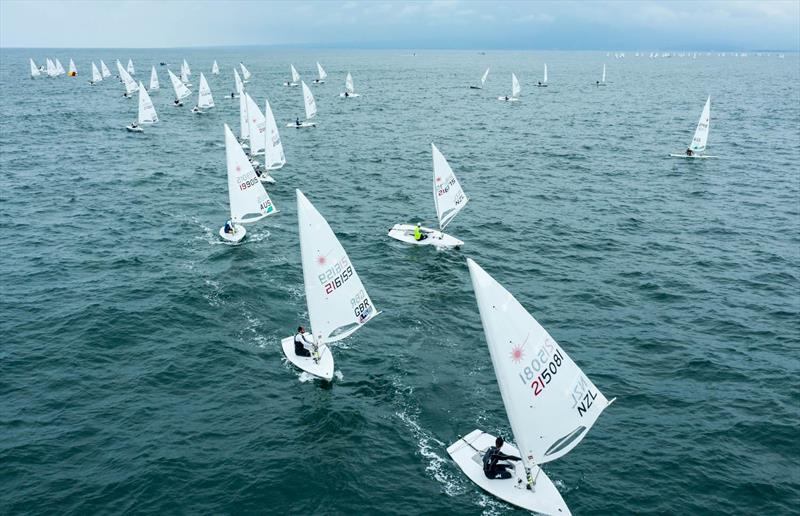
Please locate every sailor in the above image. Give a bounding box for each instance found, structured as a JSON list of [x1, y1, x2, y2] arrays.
[[344, 91, 349, 97], [537, 81, 542, 86], [504, 96, 509, 101], [414, 223, 427, 241], [130, 121, 138, 129], [294, 326, 314, 357], [686, 148, 694, 156], [596, 80, 600, 85], [223, 220, 234, 234], [296, 117, 301, 126], [174, 99, 181, 106], [482, 436, 521, 480], [231, 92, 235, 98]]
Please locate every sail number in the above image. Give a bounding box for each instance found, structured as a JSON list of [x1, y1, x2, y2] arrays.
[[236, 173, 258, 191], [437, 175, 457, 197], [319, 256, 353, 294], [517, 338, 565, 398]]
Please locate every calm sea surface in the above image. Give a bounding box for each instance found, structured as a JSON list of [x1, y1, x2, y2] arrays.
[[1, 48, 798, 515]]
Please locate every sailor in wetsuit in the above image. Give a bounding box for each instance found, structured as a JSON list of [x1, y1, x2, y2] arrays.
[[483, 436, 521, 479], [294, 326, 314, 357]]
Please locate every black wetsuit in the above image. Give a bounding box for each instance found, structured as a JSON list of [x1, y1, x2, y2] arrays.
[[482, 446, 521, 479], [294, 333, 312, 357]]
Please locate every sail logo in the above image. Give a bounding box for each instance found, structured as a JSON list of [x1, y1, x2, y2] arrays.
[[510, 343, 525, 363]]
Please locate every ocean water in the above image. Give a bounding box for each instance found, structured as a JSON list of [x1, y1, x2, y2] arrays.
[[1, 48, 798, 515]]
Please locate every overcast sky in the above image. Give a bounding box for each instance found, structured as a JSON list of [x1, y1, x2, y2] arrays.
[[1, 0, 798, 50]]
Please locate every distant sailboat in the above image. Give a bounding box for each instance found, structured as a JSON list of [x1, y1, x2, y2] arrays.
[[219, 123, 278, 243], [498, 73, 520, 101], [263, 99, 286, 173], [596, 64, 607, 86], [280, 189, 379, 381], [670, 96, 715, 158], [448, 258, 614, 515], [127, 59, 135, 75], [167, 69, 192, 106], [68, 59, 77, 77], [55, 58, 65, 76], [244, 93, 266, 154], [285, 64, 300, 86], [470, 67, 490, 89], [239, 62, 252, 82], [117, 60, 139, 98], [30, 59, 41, 79], [388, 143, 469, 248], [90, 62, 102, 85], [180, 62, 192, 87], [149, 66, 159, 91], [212, 60, 220, 75], [339, 72, 360, 97], [537, 63, 548, 87], [100, 60, 111, 78], [287, 81, 317, 128], [46, 58, 57, 77], [126, 81, 158, 132], [239, 88, 249, 144], [313, 62, 327, 84], [182, 59, 191, 77], [192, 72, 215, 113]]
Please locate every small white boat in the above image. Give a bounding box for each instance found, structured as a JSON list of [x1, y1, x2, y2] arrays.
[[149, 66, 159, 90], [388, 143, 468, 249], [90, 62, 102, 84], [286, 81, 317, 128], [244, 92, 266, 155], [285, 64, 300, 86], [195, 72, 214, 112], [117, 60, 139, 97], [100, 60, 111, 78], [212, 60, 219, 75], [498, 73, 520, 101], [596, 64, 606, 86], [536, 63, 548, 87], [126, 59, 135, 75], [339, 72, 360, 97], [669, 96, 716, 158], [470, 67, 490, 89], [232, 68, 243, 98], [263, 99, 286, 171], [240, 62, 252, 82], [126, 80, 158, 132], [313, 61, 327, 83], [168, 69, 192, 104], [68, 59, 77, 77]]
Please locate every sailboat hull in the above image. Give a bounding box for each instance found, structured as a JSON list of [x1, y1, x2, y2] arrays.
[[286, 122, 316, 128], [447, 429, 571, 516], [281, 337, 334, 381], [219, 224, 246, 243], [497, 97, 520, 102], [669, 153, 717, 159], [387, 224, 463, 248], [339, 92, 360, 98]]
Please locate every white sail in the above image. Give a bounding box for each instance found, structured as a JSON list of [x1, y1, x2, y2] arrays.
[[127, 59, 135, 75], [480, 67, 490, 86], [511, 73, 520, 98], [543, 63, 548, 83], [601, 64, 606, 83], [180, 63, 190, 85], [167, 69, 191, 100], [240, 62, 251, 81], [239, 90, 249, 140], [149, 66, 159, 90], [297, 189, 378, 344], [212, 60, 219, 75], [46, 58, 57, 77], [224, 124, 277, 223], [244, 93, 266, 155], [30, 59, 41, 78], [290, 64, 300, 83], [55, 58, 65, 75], [302, 81, 317, 120], [432, 143, 469, 230], [137, 81, 158, 124], [117, 61, 139, 95], [316, 61, 327, 80], [91, 62, 102, 82], [264, 99, 286, 169], [467, 258, 611, 469], [182, 59, 191, 76], [234, 68, 243, 94], [198, 72, 214, 108], [68, 59, 77, 75], [345, 72, 355, 94], [100, 60, 111, 78], [689, 96, 711, 153]]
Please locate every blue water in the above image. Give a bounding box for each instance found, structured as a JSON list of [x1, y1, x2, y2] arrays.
[[1, 48, 799, 515]]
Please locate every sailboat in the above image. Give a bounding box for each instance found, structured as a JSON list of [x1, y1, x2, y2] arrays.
[[126, 59, 135, 75], [232, 68, 243, 99], [30, 59, 41, 79], [212, 60, 219, 75], [447, 258, 615, 515], [239, 90, 249, 146], [89, 62, 102, 85], [244, 93, 266, 154], [470, 67, 490, 89], [313, 62, 327, 84], [192, 72, 215, 113], [285, 64, 300, 86], [287, 81, 317, 128], [46, 58, 58, 77], [498, 73, 520, 101], [263, 99, 286, 173], [117, 61, 139, 98], [100, 60, 111, 78], [68, 59, 77, 77], [339, 72, 360, 97], [536, 63, 548, 87], [55, 59, 66, 76], [280, 189, 379, 381], [182, 59, 191, 77], [126, 81, 158, 132], [597, 64, 606, 86], [149, 66, 159, 91], [219, 124, 278, 243], [670, 96, 715, 158], [239, 62, 251, 82], [167, 69, 192, 106], [388, 143, 469, 248], [180, 62, 192, 87]]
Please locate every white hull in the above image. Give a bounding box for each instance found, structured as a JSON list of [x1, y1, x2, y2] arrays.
[[669, 153, 717, 159], [265, 161, 286, 171], [339, 92, 360, 98], [469, 86, 482, 89], [498, 97, 519, 102], [219, 224, 246, 243], [313, 79, 325, 84], [125, 125, 144, 133], [258, 174, 276, 184], [280, 336, 334, 381], [387, 224, 463, 248], [192, 107, 204, 114], [447, 429, 570, 516], [287, 122, 316, 128], [285, 82, 299, 87]]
